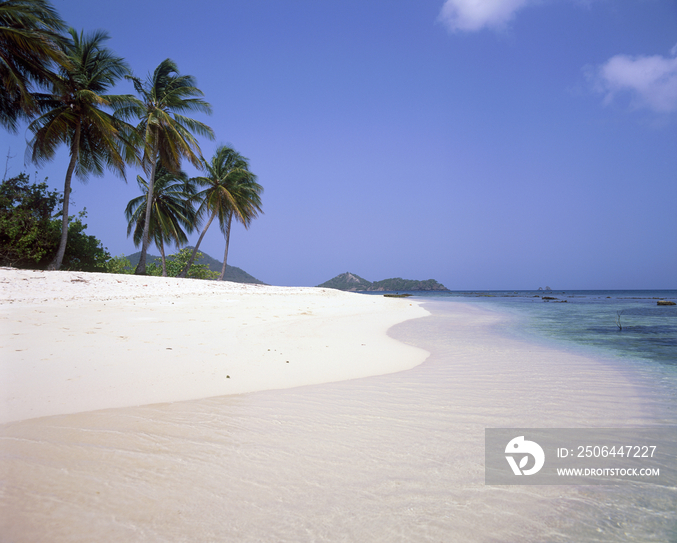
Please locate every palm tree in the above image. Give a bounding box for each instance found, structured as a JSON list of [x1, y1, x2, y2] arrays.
[[215, 169, 263, 281], [179, 144, 262, 280], [26, 28, 137, 270], [125, 161, 197, 276], [0, 0, 66, 132], [122, 58, 214, 275]]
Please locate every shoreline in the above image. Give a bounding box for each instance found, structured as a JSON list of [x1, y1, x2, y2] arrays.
[[2, 290, 672, 541], [0, 268, 429, 424], [424, 296, 677, 427], [390, 300, 652, 427]]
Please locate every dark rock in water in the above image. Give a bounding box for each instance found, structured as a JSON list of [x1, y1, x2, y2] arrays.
[[657, 300, 676, 306], [542, 296, 557, 301]]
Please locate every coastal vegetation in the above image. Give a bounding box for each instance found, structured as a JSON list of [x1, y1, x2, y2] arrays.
[[26, 28, 137, 270], [120, 247, 218, 280], [0, 0, 66, 132], [180, 145, 262, 280], [125, 161, 197, 276], [124, 58, 214, 275], [0, 0, 262, 277], [0, 172, 264, 280], [123, 248, 265, 283], [0, 173, 109, 270]]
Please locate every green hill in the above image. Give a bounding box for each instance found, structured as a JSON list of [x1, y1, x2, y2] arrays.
[[124, 248, 266, 284], [317, 272, 448, 292], [369, 277, 448, 291], [317, 272, 372, 291]]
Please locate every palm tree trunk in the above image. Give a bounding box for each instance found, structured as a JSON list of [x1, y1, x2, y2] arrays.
[[178, 209, 216, 278], [158, 239, 167, 277], [48, 121, 80, 270], [135, 141, 158, 275], [218, 213, 233, 281]]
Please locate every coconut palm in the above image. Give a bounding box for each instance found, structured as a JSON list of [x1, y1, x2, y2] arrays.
[[0, 0, 66, 132], [179, 144, 262, 280], [125, 161, 197, 276], [214, 167, 263, 281], [122, 58, 214, 275], [26, 28, 137, 270]]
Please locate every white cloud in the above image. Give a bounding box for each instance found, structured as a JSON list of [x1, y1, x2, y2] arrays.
[[437, 0, 533, 32], [593, 48, 677, 113]]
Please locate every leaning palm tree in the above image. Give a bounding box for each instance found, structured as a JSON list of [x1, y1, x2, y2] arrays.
[[0, 0, 67, 132], [27, 28, 137, 270], [214, 165, 263, 281], [179, 144, 262, 280], [125, 161, 197, 276], [122, 58, 214, 275]]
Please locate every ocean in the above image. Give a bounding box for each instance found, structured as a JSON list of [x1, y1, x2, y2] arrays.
[[410, 289, 677, 366], [411, 289, 677, 426]]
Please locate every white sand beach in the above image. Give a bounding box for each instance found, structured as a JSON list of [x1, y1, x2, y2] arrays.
[[1, 269, 672, 542], [0, 268, 429, 423]]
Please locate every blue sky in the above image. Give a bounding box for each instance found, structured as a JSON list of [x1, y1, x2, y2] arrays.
[[2, 0, 676, 289]]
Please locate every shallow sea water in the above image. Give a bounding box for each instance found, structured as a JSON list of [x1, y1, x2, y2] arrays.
[[422, 290, 677, 428], [424, 289, 677, 366], [1, 297, 676, 542]]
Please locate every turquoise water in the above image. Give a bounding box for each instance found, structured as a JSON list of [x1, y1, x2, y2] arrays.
[[375, 290, 677, 367], [390, 289, 677, 426], [409, 289, 677, 540]]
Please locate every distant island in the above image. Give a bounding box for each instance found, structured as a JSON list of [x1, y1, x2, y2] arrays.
[[317, 272, 448, 292], [126, 249, 266, 285]]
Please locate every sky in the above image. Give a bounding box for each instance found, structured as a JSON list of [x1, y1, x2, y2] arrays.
[[1, 0, 676, 289]]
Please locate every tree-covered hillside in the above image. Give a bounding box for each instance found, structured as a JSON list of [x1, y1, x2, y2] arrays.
[[318, 272, 448, 292], [126, 248, 265, 284], [317, 272, 372, 291]]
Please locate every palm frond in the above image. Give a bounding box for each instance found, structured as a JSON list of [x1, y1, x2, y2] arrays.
[[190, 144, 263, 236], [27, 25, 136, 178], [0, 0, 68, 129], [126, 160, 197, 249]]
